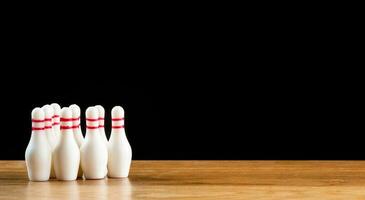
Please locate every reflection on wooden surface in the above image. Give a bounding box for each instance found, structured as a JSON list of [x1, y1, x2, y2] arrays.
[[1, 161, 365, 199], [23, 175, 131, 200]]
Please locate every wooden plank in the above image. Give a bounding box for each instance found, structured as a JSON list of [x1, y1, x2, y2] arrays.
[[0, 160, 364, 199]]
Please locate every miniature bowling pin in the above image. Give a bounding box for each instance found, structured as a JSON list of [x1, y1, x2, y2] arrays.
[[25, 108, 52, 181], [80, 107, 108, 179], [42, 105, 57, 178], [53, 107, 80, 181], [95, 105, 108, 176], [108, 106, 132, 178], [69, 104, 84, 178]]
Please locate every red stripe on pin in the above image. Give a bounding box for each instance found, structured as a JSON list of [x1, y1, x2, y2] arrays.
[[112, 118, 124, 121], [53, 122, 60, 125], [52, 115, 60, 118], [112, 125, 124, 129], [60, 118, 73, 122], [60, 126, 73, 130], [72, 125, 80, 129], [99, 125, 104, 128], [45, 126, 52, 129], [32, 127, 44, 130], [44, 118, 52, 121], [86, 118, 99, 121], [87, 126, 99, 129], [72, 117, 80, 121], [32, 119, 44, 122], [98, 117, 104, 120]]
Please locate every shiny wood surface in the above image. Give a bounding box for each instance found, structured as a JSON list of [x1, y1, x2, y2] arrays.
[[0, 160, 365, 199]]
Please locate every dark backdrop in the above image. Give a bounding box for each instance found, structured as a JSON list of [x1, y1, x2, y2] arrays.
[[0, 69, 362, 160], [0, 12, 362, 160]]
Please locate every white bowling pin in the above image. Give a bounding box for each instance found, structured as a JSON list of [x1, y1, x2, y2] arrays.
[[108, 106, 132, 178], [80, 107, 108, 179], [53, 107, 80, 181], [69, 104, 84, 178], [25, 108, 52, 181], [51, 103, 61, 144], [95, 105, 108, 177], [42, 105, 57, 178]]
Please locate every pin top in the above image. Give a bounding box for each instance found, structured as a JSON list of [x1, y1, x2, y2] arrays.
[[86, 107, 99, 129], [95, 105, 105, 118], [51, 103, 61, 115], [42, 105, 54, 119], [70, 104, 81, 118], [32, 107, 45, 120], [61, 107, 72, 119], [112, 106, 124, 118], [86, 107, 98, 119]]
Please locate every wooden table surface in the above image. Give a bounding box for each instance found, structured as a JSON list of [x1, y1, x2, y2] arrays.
[[0, 161, 365, 199]]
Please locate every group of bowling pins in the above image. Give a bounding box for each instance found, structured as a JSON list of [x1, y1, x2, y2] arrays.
[[25, 103, 132, 181]]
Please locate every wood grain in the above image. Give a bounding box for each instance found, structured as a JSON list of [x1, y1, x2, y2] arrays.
[[0, 161, 365, 199]]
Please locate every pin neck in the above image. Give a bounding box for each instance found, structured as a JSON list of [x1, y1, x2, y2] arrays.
[[111, 116, 124, 133], [59, 126, 76, 141], [32, 118, 45, 133], [52, 115, 60, 125], [98, 118, 105, 131], [32, 127, 45, 133], [32, 127, 45, 134], [86, 126, 99, 134], [72, 117, 81, 129], [98, 117, 104, 122], [110, 130, 127, 143], [86, 118, 99, 131], [61, 126, 73, 130], [112, 117, 124, 121], [86, 118, 98, 121], [60, 117, 73, 126], [112, 125, 125, 129], [44, 117, 52, 128], [72, 125, 80, 129], [98, 120, 105, 131], [72, 117, 80, 126], [60, 117, 74, 134], [60, 118, 73, 122], [32, 119, 44, 123], [111, 126, 125, 134], [60, 126, 73, 133]]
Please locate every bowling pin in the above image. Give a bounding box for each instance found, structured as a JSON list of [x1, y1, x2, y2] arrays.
[[95, 105, 108, 177], [42, 105, 57, 178], [80, 107, 108, 179], [108, 106, 132, 178], [51, 103, 61, 144], [53, 107, 80, 181], [25, 108, 52, 181], [69, 104, 84, 178]]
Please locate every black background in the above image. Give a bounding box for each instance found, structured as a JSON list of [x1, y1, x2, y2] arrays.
[[0, 11, 363, 160], [0, 68, 363, 160]]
